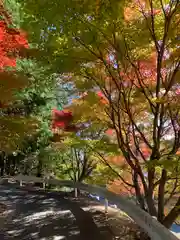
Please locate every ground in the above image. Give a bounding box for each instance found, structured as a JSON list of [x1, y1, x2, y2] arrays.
[[0, 183, 139, 240]]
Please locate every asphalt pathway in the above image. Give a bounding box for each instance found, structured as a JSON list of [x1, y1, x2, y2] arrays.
[[0, 184, 112, 240]]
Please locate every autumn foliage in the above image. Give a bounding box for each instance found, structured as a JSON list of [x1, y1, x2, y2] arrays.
[[52, 90, 108, 136], [52, 109, 73, 129], [0, 24, 28, 106], [19, 0, 180, 228], [0, 20, 28, 69], [0, 5, 29, 108], [0, 4, 39, 152], [51, 109, 82, 140]]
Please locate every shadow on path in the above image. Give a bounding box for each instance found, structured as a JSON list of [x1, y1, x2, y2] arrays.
[[66, 200, 103, 240], [0, 185, 112, 240]]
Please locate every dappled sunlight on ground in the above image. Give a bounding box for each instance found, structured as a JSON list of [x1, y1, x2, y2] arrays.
[[0, 184, 113, 239], [0, 184, 150, 239]]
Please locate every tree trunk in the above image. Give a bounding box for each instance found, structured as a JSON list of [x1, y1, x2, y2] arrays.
[[36, 158, 43, 177], [35, 159, 43, 187], [146, 168, 157, 217], [5, 158, 10, 175], [157, 169, 167, 223], [0, 165, 4, 176], [146, 194, 157, 217], [0, 153, 5, 176], [10, 157, 16, 176], [134, 172, 147, 211], [162, 197, 180, 228]]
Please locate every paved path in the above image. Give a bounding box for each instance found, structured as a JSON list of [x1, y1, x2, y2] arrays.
[[0, 184, 113, 240]]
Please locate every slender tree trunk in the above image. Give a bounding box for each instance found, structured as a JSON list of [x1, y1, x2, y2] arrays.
[[36, 159, 43, 187], [11, 157, 16, 176], [5, 158, 10, 175], [146, 194, 157, 217], [0, 165, 4, 176], [0, 153, 5, 176], [36, 159, 42, 177], [146, 168, 157, 217], [162, 197, 180, 228], [157, 169, 167, 223], [134, 172, 146, 211]]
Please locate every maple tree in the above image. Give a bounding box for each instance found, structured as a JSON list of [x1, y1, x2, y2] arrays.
[[43, 142, 97, 184], [0, 2, 39, 153], [51, 90, 108, 136], [0, 19, 28, 104], [18, 0, 180, 232]]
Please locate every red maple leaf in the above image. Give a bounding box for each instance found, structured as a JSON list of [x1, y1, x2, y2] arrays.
[[0, 20, 28, 69], [106, 129, 114, 135]]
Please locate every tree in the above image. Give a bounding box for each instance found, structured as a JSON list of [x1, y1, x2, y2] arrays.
[[18, 0, 180, 231], [0, 1, 64, 175], [0, 2, 41, 154], [40, 124, 118, 193], [0, 54, 70, 176], [44, 145, 96, 183]]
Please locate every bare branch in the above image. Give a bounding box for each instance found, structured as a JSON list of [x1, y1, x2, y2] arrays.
[[164, 177, 179, 206], [94, 149, 135, 188]]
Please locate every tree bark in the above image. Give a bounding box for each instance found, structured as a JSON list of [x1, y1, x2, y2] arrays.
[[0, 153, 5, 176], [162, 197, 180, 228], [36, 159, 42, 178], [133, 172, 146, 211], [35, 159, 43, 187], [157, 169, 167, 223], [5, 158, 10, 175], [146, 168, 157, 217], [146, 194, 157, 217]]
